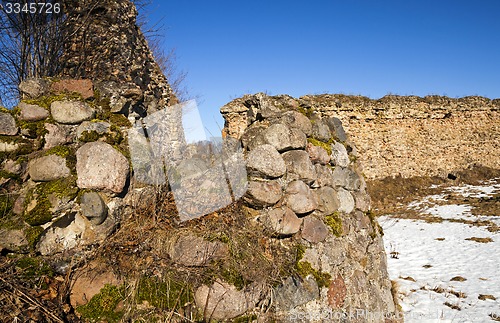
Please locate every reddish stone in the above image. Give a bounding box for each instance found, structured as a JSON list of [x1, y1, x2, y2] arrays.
[[327, 274, 347, 309], [51, 79, 94, 99]]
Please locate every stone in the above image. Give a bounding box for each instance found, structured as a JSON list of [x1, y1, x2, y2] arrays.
[[3, 159, 21, 175], [315, 186, 340, 214], [345, 169, 362, 191], [244, 180, 283, 207], [327, 275, 347, 309], [19, 78, 49, 98], [50, 79, 94, 99], [0, 141, 19, 152], [0, 112, 18, 135], [274, 275, 320, 310], [336, 188, 355, 214], [331, 166, 349, 187], [280, 111, 312, 136], [246, 144, 286, 178], [311, 120, 332, 142], [306, 142, 330, 165], [28, 154, 70, 182], [76, 141, 129, 194], [285, 180, 317, 214], [353, 191, 371, 212], [0, 229, 27, 252], [241, 124, 267, 150], [194, 280, 262, 320], [17, 102, 49, 121], [301, 216, 329, 243], [80, 192, 108, 225], [325, 117, 347, 142], [263, 123, 306, 152], [44, 123, 74, 149], [168, 233, 228, 267], [265, 206, 302, 235], [314, 164, 335, 187], [330, 142, 349, 168], [281, 150, 316, 184], [76, 121, 111, 140], [50, 100, 95, 124]]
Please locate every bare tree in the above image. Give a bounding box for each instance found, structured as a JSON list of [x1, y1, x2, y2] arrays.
[[0, 0, 66, 107]]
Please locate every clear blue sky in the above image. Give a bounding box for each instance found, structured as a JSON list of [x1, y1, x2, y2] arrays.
[[145, 0, 500, 136]]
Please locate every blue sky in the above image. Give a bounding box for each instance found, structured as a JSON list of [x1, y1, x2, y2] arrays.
[[145, 0, 500, 136]]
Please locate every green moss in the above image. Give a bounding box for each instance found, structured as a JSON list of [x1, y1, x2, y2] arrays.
[[205, 232, 231, 244], [137, 276, 193, 310], [15, 256, 53, 279], [233, 314, 258, 323], [0, 194, 13, 217], [18, 119, 48, 138], [23, 177, 78, 226], [25, 226, 44, 249], [79, 130, 101, 142], [109, 114, 131, 128], [296, 261, 331, 288], [297, 106, 313, 118], [77, 284, 125, 323], [324, 213, 343, 237], [296, 243, 306, 261], [23, 93, 84, 110], [307, 137, 334, 155], [44, 145, 76, 172], [0, 169, 20, 181], [220, 266, 246, 290]]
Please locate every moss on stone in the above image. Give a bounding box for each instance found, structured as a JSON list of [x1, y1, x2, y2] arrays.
[[220, 266, 246, 290], [297, 106, 313, 118], [0, 194, 13, 217], [43, 145, 76, 173], [307, 137, 334, 155], [23, 198, 52, 226], [15, 256, 54, 279], [296, 261, 331, 288], [23, 93, 84, 110], [109, 113, 131, 128], [324, 213, 343, 237], [366, 210, 384, 238], [0, 169, 19, 181], [25, 225, 44, 249], [137, 276, 193, 310], [77, 284, 125, 323], [18, 119, 48, 138], [79, 130, 101, 143]]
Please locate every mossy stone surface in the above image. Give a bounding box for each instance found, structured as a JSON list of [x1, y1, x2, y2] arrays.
[[77, 284, 125, 323], [324, 213, 343, 237]]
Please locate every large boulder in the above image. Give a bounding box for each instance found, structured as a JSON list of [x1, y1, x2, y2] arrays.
[[281, 150, 316, 184], [80, 192, 108, 225], [50, 79, 94, 99], [280, 111, 312, 136], [330, 142, 349, 168], [44, 123, 74, 149], [76, 142, 129, 194], [51, 100, 95, 124], [263, 123, 306, 152], [301, 216, 330, 243], [19, 78, 50, 98], [28, 154, 70, 181], [264, 206, 302, 236], [246, 144, 286, 178], [17, 102, 49, 121], [244, 180, 283, 207], [0, 112, 18, 135]]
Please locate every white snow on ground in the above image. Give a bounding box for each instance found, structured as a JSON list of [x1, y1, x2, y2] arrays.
[[380, 181, 500, 322]]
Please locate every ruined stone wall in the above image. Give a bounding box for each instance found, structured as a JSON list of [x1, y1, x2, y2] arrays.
[[224, 93, 500, 180], [301, 94, 500, 179]]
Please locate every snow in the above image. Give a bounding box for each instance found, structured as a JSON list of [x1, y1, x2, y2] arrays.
[[380, 180, 500, 322]]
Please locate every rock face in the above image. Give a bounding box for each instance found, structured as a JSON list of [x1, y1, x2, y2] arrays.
[[50, 100, 95, 124], [76, 142, 129, 194], [17, 102, 49, 121], [28, 155, 70, 181]]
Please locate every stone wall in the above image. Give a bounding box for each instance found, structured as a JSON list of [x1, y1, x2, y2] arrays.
[[224, 94, 500, 179]]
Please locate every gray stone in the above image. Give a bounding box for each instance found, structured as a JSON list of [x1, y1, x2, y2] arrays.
[[168, 233, 227, 267], [274, 275, 320, 310], [244, 180, 283, 207], [301, 216, 329, 243], [353, 191, 371, 212], [331, 166, 349, 187], [345, 169, 362, 191], [263, 123, 306, 152], [330, 142, 349, 168], [306, 142, 330, 165], [325, 117, 347, 142], [76, 141, 129, 194], [80, 192, 108, 225], [315, 186, 340, 214], [28, 154, 70, 182], [314, 164, 335, 187], [195, 280, 262, 320], [280, 111, 312, 136], [336, 188, 355, 214], [311, 120, 331, 142], [19, 78, 49, 98], [51, 100, 95, 124], [76, 121, 111, 139], [44, 123, 74, 149], [281, 150, 316, 184], [285, 180, 317, 214], [246, 144, 286, 178], [17, 102, 50, 121], [3, 159, 21, 175], [265, 206, 302, 235], [0, 229, 27, 252], [0, 112, 17, 135], [241, 124, 267, 150]]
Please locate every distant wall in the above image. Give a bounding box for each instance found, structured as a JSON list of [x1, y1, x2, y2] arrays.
[[224, 94, 500, 180]]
